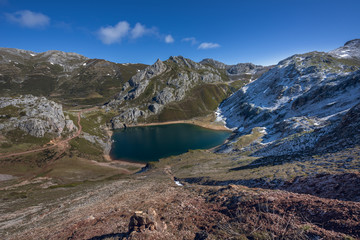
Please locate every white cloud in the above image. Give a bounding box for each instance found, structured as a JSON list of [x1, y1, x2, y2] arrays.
[[198, 42, 221, 49], [98, 21, 130, 44], [165, 34, 174, 43], [130, 23, 157, 39], [182, 37, 197, 45], [5, 10, 50, 28], [131, 23, 146, 39], [98, 21, 173, 45]]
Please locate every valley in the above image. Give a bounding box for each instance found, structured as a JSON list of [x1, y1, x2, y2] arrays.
[[1, 39, 360, 239]]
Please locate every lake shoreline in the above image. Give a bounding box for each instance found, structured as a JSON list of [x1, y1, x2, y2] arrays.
[[110, 123, 231, 162], [126, 119, 232, 132]]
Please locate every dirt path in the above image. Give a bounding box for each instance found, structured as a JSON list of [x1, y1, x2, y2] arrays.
[[0, 107, 96, 160]]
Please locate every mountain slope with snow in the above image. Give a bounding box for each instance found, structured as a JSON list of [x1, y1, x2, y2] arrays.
[[219, 40, 360, 156]]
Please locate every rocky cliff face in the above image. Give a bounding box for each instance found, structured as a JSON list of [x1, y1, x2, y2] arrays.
[[219, 40, 360, 156], [0, 95, 75, 137], [106, 56, 258, 126]]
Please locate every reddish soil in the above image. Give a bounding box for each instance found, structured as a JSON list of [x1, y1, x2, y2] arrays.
[[11, 179, 360, 240]]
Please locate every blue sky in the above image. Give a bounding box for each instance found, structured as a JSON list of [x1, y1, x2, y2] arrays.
[[1, 0, 359, 66]]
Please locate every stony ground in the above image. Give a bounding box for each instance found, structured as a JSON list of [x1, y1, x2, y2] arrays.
[[2, 145, 360, 240]]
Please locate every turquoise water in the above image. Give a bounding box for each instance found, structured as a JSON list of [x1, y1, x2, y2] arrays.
[[110, 123, 231, 162]]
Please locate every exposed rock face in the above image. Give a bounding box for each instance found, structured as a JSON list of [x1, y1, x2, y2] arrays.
[[107, 56, 250, 126], [114, 108, 147, 124], [81, 132, 112, 155], [0, 95, 75, 137], [124, 59, 167, 100], [219, 40, 360, 156], [110, 117, 127, 129]]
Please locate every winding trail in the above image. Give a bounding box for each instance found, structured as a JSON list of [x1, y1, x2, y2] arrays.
[[0, 107, 95, 160]]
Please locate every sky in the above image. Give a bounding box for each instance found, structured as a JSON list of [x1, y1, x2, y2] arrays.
[[1, 0, 360, 66]]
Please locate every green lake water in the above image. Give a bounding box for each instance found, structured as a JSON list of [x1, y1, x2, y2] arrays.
[[110, 123, 231, 162]]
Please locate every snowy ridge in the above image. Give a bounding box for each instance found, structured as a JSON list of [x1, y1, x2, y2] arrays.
[[329, 39, 360, 60], [219, 40, 360, 156]]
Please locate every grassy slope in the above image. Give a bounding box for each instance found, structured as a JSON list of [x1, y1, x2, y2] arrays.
[[0, 59, 148, 106]]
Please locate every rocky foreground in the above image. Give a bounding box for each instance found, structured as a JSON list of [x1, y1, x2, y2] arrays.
[[3, 166, 360, 240]]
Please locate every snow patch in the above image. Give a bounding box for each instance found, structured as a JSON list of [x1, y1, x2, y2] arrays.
[[215, 108, 226, 124], [82, 63, 87, 66], [339, 54, 350, 58], [242, 86, 249, 93], [174, 180, 183, 186], [258, 127, 267, 134]]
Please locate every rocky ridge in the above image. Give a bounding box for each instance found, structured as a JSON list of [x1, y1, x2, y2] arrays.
[[219, 40, 360, 156], [329, 39, 360, 60], [0, 47, 147, 105], [200, 58, 268, 79], [107, 56, 267, 126]]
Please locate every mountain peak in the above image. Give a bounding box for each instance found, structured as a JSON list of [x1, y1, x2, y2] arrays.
[[200, 58, 226, 69], [329, 39, 360, 60], [344, 39, 360, 47]]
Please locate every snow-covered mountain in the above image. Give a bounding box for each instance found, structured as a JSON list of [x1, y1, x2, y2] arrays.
[[329, 39, 360, 60], [219, 40, 360, 156]]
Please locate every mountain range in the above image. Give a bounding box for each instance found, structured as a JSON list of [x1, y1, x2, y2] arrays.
[[1, 39, 360, 240]]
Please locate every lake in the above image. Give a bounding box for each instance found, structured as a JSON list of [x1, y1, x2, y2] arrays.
[[110, 123, 231, 162]]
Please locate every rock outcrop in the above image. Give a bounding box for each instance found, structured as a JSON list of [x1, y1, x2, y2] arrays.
[[0, 95, 75, 137], [128, 208, 161, 233], [107, 56, 260, 126]]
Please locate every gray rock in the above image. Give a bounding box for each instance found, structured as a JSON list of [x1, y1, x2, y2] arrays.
[[115, 108, 146, 124], [110, 117, 127, 129], [124, 59, 167, 100], [0, 95, 75, 137], [154, 87, 175, 105], [148, 103, 162, 114], [81, 132, 112, 155], [200, 58, 227, 69]]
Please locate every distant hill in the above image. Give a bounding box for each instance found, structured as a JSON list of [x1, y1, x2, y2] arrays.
[[0, 48, 147, 106]]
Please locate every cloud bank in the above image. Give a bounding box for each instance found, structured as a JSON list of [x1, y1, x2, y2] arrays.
[[5, 10, 50, 28], [98, 21, 173, 45], [198, 42, 220, 49], [98, 21, 130, 44]]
